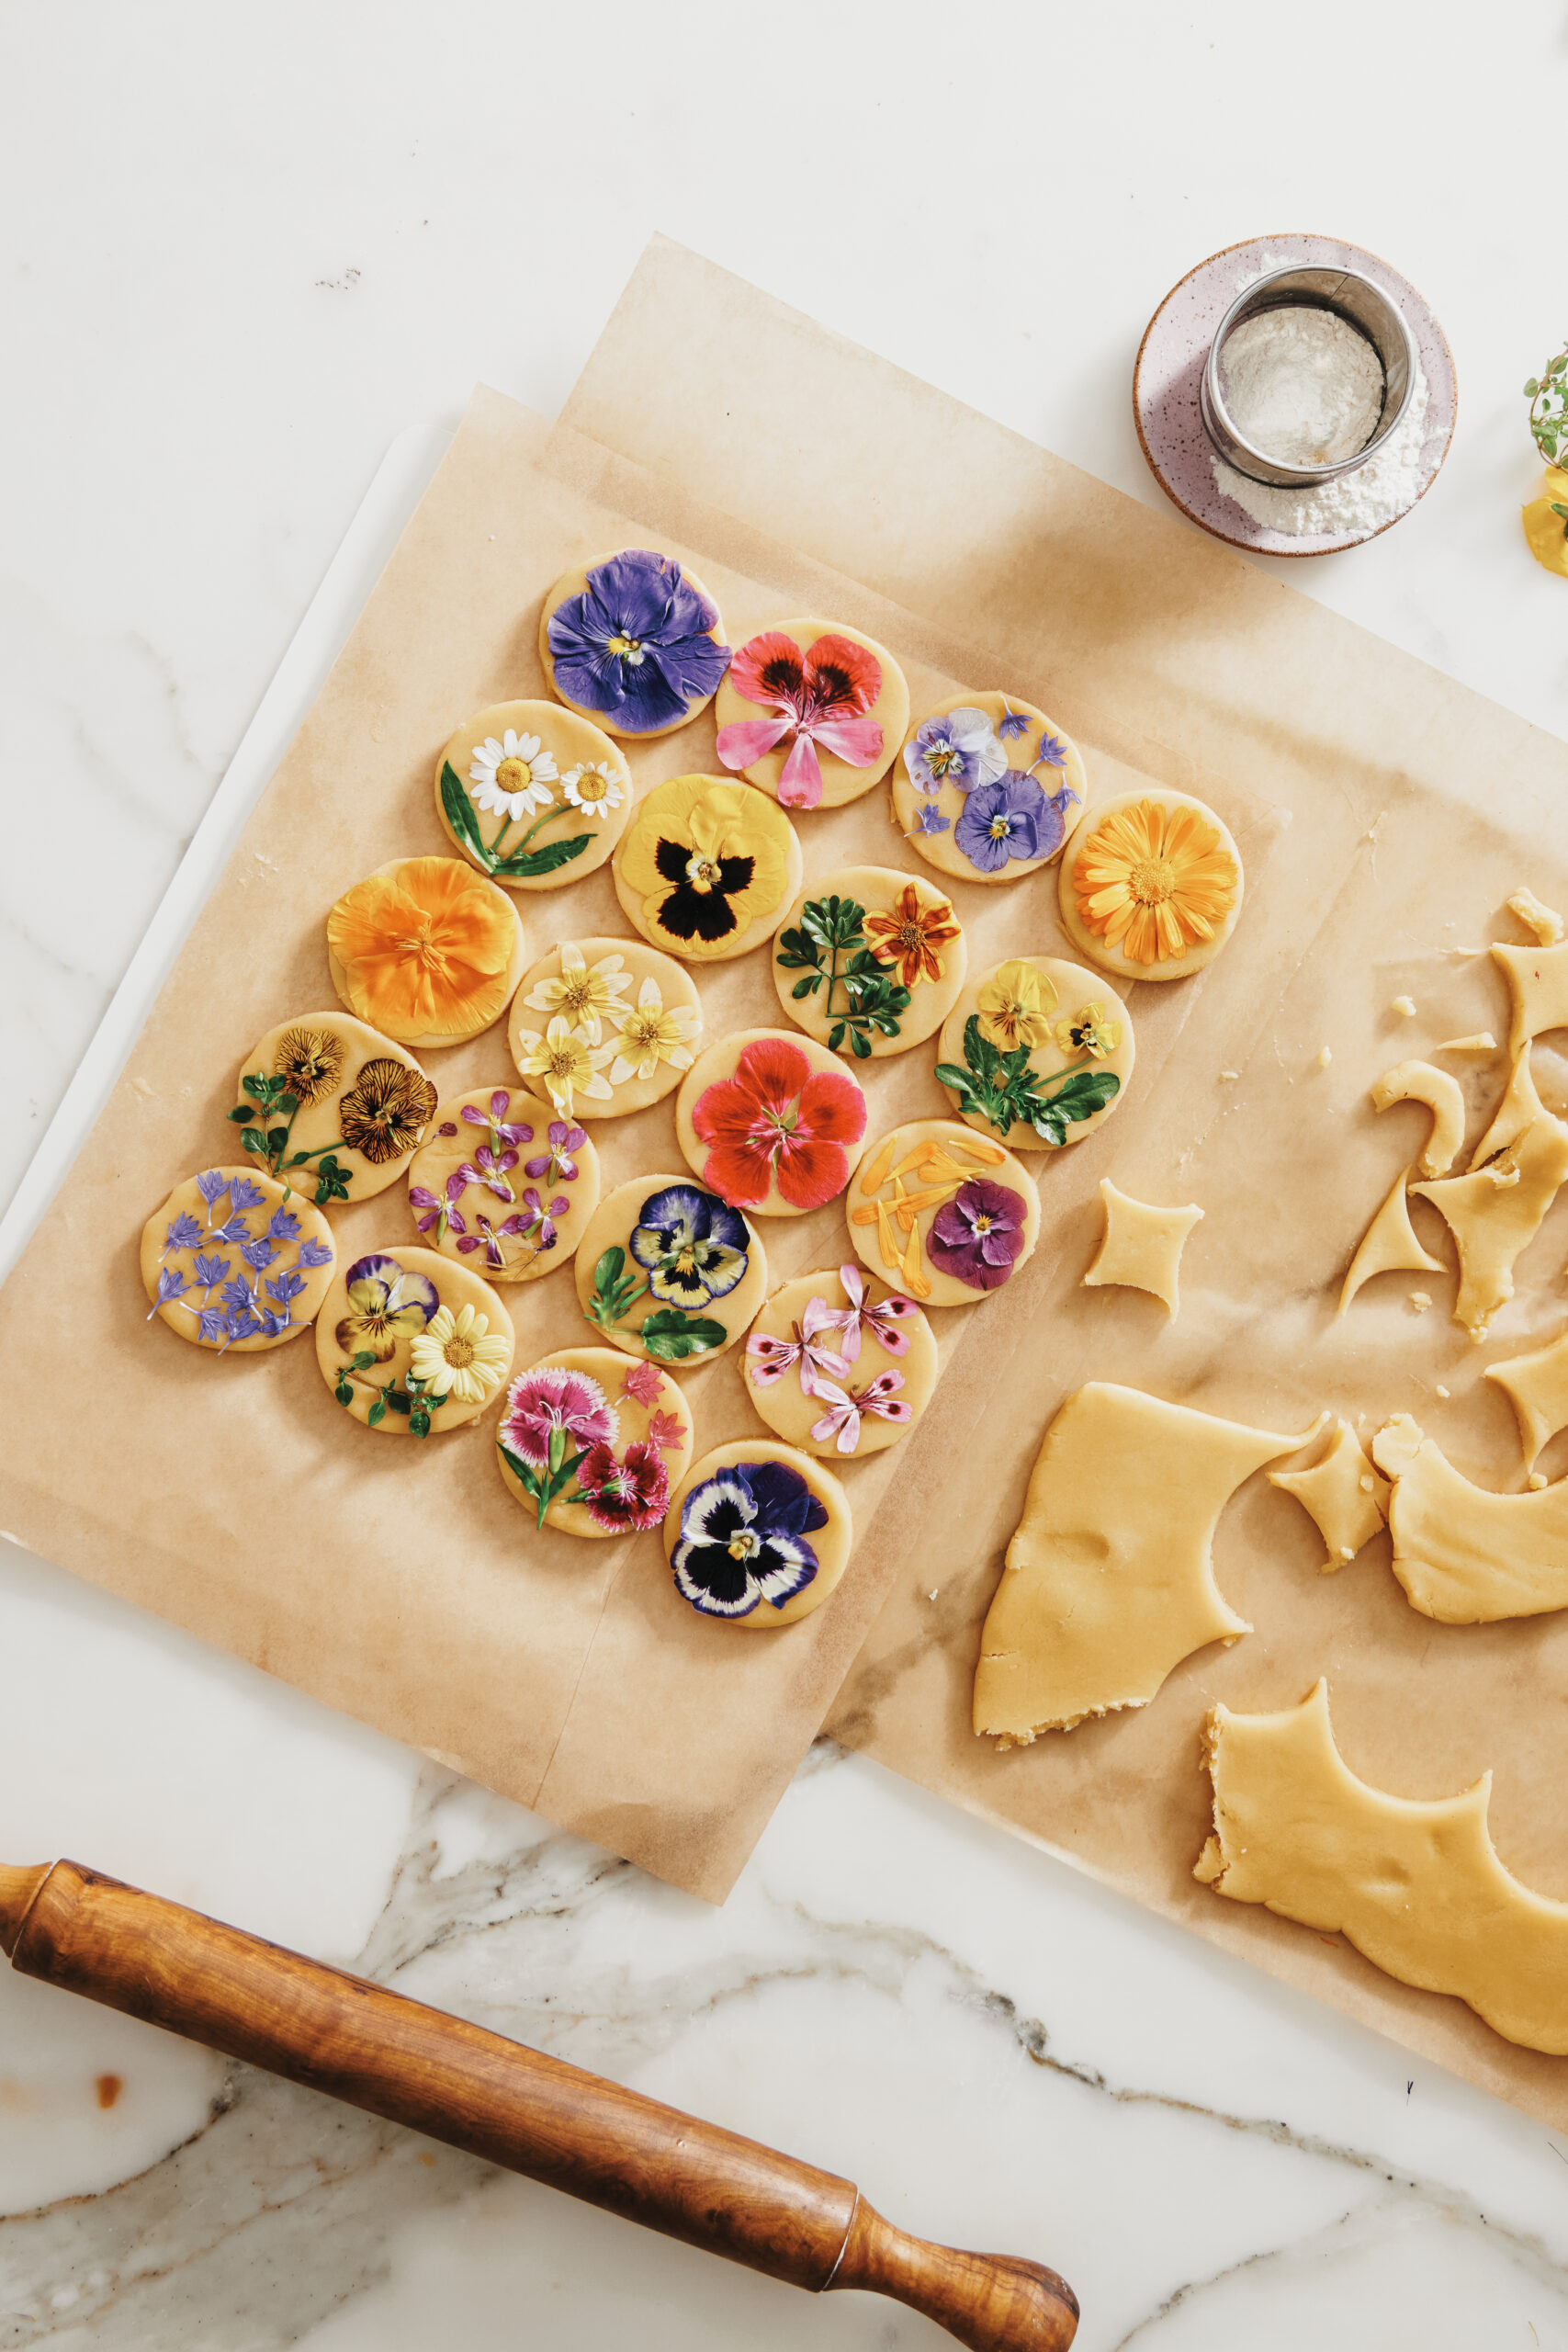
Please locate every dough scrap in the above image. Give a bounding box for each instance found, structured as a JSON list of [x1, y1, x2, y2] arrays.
[[1485, 1324, 1568, 1471], [1493, 939, 1568, 1059], [1506, 887, 1565, 948], [1082, 1179, 1202, 1317], [1371, 1410, 1568, 1622], [1370, 1059, 1466, 1178], [1436, 1034, 1497, 1054], [1413, 1058, 1568, 1338], [1338, 1166, 1445, 1313], [1197, 1679, 1568, 2055], [1269, 1418, 1389, 1571], [974, 1383, 1322, 1742]]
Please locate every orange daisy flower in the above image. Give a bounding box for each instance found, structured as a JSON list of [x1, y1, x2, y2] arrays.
[[1073, 799, 1237, 966], [328, 857, 516, 1038], [863, 884, 962, 989]]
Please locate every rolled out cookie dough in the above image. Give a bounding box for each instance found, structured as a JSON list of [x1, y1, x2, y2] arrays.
[[1485, 1323, 1568, 1470], [847, 1119, 1040, 1307], [675, 1031, 868, 1218], [538, 548, 730, 741], [892, 692, 1087, 888], [141, 1167, 335, 1352], [743, 1268, 939, 1459], [974, 1383, 1322, 1743], [1338, 1166, 1445, 1313], [1057, 788, 1244, 985], [495, 1348, 694, 1539], [612, 775, 804, 965], [1494, 937, 1568, 1058], [573, 1173, 768, 1368], [936, 956, 1133, 1152], [1082, 1180, 1202, 1317], [327, 856, 526, 1050], [1197, 1679, 1568, 2056], [1269, 1417, 1389, 1571], [404, 1087, 600, 1283], [1413, 1053, 1568, 1339], [773, 866, 965, 1057], [713, 620, 908, 809], [314, 1244, 514, 1435], [508, 938, 703, 1120], [232, 1012, 435, 1205], [434, 699, 632, 892], [1371, 1410, 1568, 1623], [662, 1441, 852, 1628]]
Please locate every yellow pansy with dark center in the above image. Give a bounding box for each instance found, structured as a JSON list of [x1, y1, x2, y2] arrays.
[[274, 1025, 345, 1108], [338, 1057, 438, 1165]]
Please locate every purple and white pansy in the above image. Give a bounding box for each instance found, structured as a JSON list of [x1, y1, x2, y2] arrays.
[[670, 1458, 829, 1619]]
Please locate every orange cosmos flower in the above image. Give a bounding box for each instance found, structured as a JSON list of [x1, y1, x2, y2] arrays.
[[863, 884, 962, 989], [328, 857, 515, 1038], [1073, 799, 1237, 966]]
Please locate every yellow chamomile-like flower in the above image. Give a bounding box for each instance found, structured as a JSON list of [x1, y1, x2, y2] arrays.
[[1053, 1001, 1122, 1060], [408, 1302, 512, 1408], [976, 959, 1058, 1052], [513, 1013, 614, 1114], [468, 729, 558, 821], [522, 943, 631, 1044], [607, 976, 701, 1086], [560, 760, 626, 820]]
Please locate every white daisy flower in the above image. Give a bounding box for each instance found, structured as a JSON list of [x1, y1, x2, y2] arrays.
[[407, 1302, 512, 1408], [468, 729, 559, 820], [560, 760, 626, 821]]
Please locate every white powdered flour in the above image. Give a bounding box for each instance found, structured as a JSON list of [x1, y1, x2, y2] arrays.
[[1218, 307, 1385, 469], [1213, 368, 1429, 539]]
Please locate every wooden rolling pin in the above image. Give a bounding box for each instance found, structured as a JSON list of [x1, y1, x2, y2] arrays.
[[0, 1860, 1077, 2349]]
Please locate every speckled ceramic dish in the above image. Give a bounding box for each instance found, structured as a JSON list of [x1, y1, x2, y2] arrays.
[[1134, 233, 1457, 559]]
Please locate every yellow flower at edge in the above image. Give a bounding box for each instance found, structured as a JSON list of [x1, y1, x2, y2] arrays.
[[408, 1302, 511, 1408], [976, 959, 1058, 1051], [513, 1013, 614, 1115], [1074, 798, 1237, 967], [615, 775, 794, 957], [522, 942, 631, 1044], [1053, 1001, 1122, 1060], [607, 976, 700, 1085], [1522, 466, 1568, 580], [328, 856, 515, 1037]]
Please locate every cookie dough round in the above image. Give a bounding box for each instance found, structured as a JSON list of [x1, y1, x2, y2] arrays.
[[712, 620, 909, 810], [663, 1442, 852, 1628], [613, 775, 803, 964], [508, 937, 703, 1120], [1057, 788, 1244, 984], [676, 1030, 869, 1217], [892, 692, 1089, 888], [231, 1012, 435, 1207], [434, 700, 632, 891], [327, 855, 526, 1049], [405, 1087, 600, 1283], [495, 1347, 694, 1539], [773, 866, 965, 1057], [539, 547, 731, 740], [847, 1119, 1041, 1308], [936, 956, 1134, 1151], [141, 1167, 335, 1352], [574, 1173, 768, 1367], [744, 1268, 939, 1459], [315, 1244, 514, 1435]]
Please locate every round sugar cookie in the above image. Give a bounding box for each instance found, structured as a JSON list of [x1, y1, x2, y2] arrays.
[[315, 1244, 514, 1435], [712, 619, 909, 810], [230, 1012, 435, 1206], [508, 936, 703, 1119], [574, 1173, 768, 1367], [936, 956, 1134, 1151], [613, 775, 802, 965], [405, 1086, 600, 1283], [892, 692, 1089, 887], [773, 866, 965, 1058], [327, 855, 526, 1049], [675, 1030, 869, 1217], [539, 547, 731, 740], [495, 1348, 694, 1539], [434, 700, 632, 892], [743, 1268, 938, 1460], [663, 1442, 852, 1628], [1057, 787, 1245, 984], [847, 1119, 1041, 1308], [141, 1167, 335, 1352]]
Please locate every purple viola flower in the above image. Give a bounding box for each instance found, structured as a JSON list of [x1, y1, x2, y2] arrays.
[[266, 1206, 301, 1243], [524, 1119, 585, 1185], [547, 548, 732, 734], [195, 1170, 229, 1209], [147, 1265, 189, 1317], [228, 1175, 267, 1215], [296, 1236, 333, 1269], [910, 803, 951, 838], [997, 701, 1032, 741], [164, 1211, 202, 1256], [902, 707, 1008, 797], [460, 1145, 518, 1202], [927, 1178, 1029, 1294], [192, 1251, 230, 1293], [953, 772, 1062, 874], [197, 1307, 230, 1345], [409, 1183, 444, 1236], [241, 1235, 279, 1272]]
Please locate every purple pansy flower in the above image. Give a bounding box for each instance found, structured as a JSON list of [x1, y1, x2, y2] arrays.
[[927, 1178, 1028, 1294], [671, 1458, 827, 1619], [954, 771, 1077, 874], [296, 1236, 333, 1269], [910, 804, 951, 838], [228, 1175, 266, 1215], [164, 1212, 203, 1256], [902, 707, 1008, 797], [266, 1206, 302, 1243], [997, 701, 1032, 741], [147, 1265, 189, 1317], [525, 1119, 585, 1185], [547, 548, 732, 734], [196, 1170, 229, 1209]]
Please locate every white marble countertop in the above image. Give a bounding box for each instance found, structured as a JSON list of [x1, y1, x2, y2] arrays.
[[6, 6, 1568, 2346]]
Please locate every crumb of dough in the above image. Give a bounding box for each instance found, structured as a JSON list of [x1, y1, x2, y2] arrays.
[[1219, 1069, 1239, 1083], [1529, 1474, 1549, 1491], [1391, 995, 1417, 1017], [1317, 1046, 1333, 1069], [1506, 888, 1565, 947], [1437, 1033, 1498, 1053], [1410, 1291, 1432, 1311], [1082, 1180, 1202, 1317], [1436, 1385, 1450, 1398]]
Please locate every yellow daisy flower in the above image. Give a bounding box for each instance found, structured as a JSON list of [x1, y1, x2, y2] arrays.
[[522, 942, 631, 1044], [607, 977, 701, 1085], [976, 959, 1057, 1052], [408, 1302, 511, 1407], [1073, 798, 1238, 966], [513, 1014, 614, 1114], [1053, 1002, 1122, 1060]]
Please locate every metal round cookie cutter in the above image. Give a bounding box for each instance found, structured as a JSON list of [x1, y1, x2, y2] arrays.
[[1199, 264, 1419, 489]]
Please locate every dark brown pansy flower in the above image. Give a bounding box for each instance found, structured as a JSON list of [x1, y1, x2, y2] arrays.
[[274, 1024, 346, 1108], [339, 1057, 437, 1165]]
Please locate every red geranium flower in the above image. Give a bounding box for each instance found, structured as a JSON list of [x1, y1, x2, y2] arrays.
[[692, 1036, 866, 1212], [715, 629, 885, 809], [575, 1441, 669, 1534]]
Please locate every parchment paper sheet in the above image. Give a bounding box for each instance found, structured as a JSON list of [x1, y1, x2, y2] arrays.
[[0, 388, 1258, 1905], [563, 240, 1568, 2128]]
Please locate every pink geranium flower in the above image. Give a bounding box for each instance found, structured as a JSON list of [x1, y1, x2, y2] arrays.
[[715, 630, 885, 809]]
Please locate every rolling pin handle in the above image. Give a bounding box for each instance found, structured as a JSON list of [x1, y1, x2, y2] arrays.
[[828, 2197, 1079, 2350]]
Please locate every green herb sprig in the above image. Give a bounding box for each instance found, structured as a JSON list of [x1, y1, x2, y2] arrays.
[[1526, 348, 1568, 467], [934, 1016, 1121, 1147], [228, 1073, 351, 1205], [440, 762, 592, 882], [581, 1246, 727, 1361], [501, 1425, 589, 1532], [333, 1352, 443, 1437], [774, 894, 911, 1058]]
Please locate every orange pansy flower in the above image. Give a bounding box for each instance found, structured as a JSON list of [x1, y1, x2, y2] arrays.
[[1073, 799, 1237, 966], [328, 857, 515, 1038], [863, 884, 962, 989]]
